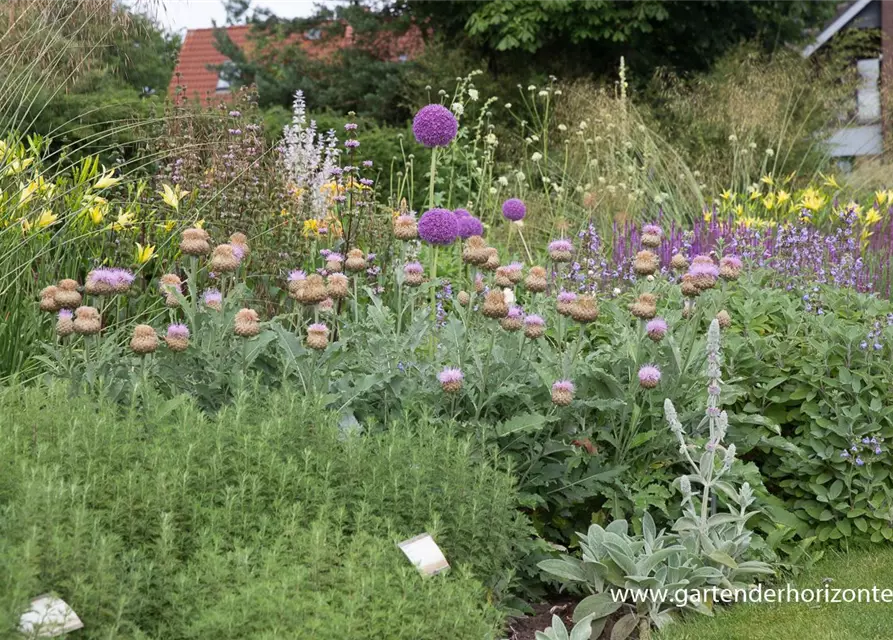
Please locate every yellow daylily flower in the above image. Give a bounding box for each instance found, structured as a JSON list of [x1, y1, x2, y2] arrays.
[[4, 157, 34, 176], [302, 218, 320, 237], [734, 204, 744, 218], [112, 209, 135, 231], [749, 190, 761, 201], [88, 205, 105, 225], [94, 168, 122, 190], [821, 173, 841, 190], [160, 220, 176, 233], [36, 209, 58, 229], [760, 175, 775, 187], [135, 243, 156, 264], [195, 219, 205, 229], [719, 189, 734, 201], [775, 190, 791, 206], [19, 181, 39, 204], [20, 217, 32, 233], [762, 192, 776, 211], [280, 208, 290, 217], [799, 188, 826, 212], [159, 183, 189, 210]]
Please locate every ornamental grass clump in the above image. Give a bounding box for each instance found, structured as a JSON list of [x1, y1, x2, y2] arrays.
[[234, 309, 260, 337], [130, 324, 158, 355], [551, 380, 575, 406], [525, 266, 548, 293], [438, 367, 464, 393], [164, 324, 190, 352], [306, 323, 329, 350]]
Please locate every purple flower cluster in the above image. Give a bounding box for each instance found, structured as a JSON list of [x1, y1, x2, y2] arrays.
[[88, 267, 135, 288], [418, 208, 459, 245], [412, 104, 458, 148], [167, 323, 190, 339], [456, 213, 484, 238], [502, 198, 526, 222]]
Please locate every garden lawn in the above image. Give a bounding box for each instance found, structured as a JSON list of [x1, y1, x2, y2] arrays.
[[661, 548, 893, 640]]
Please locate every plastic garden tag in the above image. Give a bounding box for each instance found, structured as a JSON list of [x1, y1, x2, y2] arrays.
[[397, 533, 449, 575], [19, 595, 83, 637]]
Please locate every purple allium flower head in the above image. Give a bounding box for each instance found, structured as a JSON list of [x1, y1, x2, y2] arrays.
[[646, 317, 668, 339], [202, 288, 222, 304], [58, 309, 73, 320], [456, 215, 484, 239], [437, 367, 464, 384], [412, 104, 458, 147], [524, 314, 545, 326], [557, 291, 577, 304], [643, 223, 662, 236], [344, 139, 360, 149], [638, 364, 662, 387], [549, 239, 574, 253], [502, 198, 526, 221], [167, 323, 190, 339], [418, 208, 459, 245], [552, 380, 575, 393], [404, 261, 423, 275], [288, 269, 307, 282], [453, 208, 471, 218]]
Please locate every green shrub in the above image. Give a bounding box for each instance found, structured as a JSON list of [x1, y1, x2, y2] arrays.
[[722, 279, 893, 545], [0, 384, 528, 639]]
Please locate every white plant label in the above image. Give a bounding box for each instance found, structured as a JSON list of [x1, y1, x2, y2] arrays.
[[19, 595, 83, 637], [397, 533, 449, 575]]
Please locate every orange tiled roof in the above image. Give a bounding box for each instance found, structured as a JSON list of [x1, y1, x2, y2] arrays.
[[168, 22, 425, 101]]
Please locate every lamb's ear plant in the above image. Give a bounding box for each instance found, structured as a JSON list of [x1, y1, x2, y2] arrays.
[[539, 319, 774, 640]]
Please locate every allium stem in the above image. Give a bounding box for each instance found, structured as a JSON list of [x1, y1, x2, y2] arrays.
[[427, 146, 439, 209]]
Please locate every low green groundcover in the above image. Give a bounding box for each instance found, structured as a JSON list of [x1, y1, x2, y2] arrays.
[[660, 547, 893, 640], [0, 384, 529, 639]]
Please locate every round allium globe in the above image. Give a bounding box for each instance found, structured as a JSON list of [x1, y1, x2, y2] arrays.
[[457, 215, 484, 239], [453, 208, 471, 218], [412, 104, 458, 147], [502, 198, 526, 221], [418, 208, 459, 245], [638, 365, 662, 389]]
